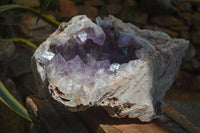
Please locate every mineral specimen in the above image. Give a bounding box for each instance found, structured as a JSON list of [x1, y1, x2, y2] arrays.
[[32, 15, 189, 122]]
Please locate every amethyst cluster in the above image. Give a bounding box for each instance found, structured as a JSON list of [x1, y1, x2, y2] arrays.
[[32, 15, 189, 122]]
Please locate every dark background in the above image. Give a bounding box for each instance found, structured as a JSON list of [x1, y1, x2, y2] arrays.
[[0, 0, 199, 132]]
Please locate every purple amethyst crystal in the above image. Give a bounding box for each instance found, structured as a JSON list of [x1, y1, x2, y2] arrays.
[[32, 15, 189, 122]]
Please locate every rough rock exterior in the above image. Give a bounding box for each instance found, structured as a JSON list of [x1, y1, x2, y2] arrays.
[[32, 15, 189, 122]]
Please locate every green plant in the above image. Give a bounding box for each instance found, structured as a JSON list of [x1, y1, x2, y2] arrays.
[[0, 4, 60, 122], [0, 80, 32, 122], [37, 0, 57, 23], [0, 4, 60, 26], [0, 38, 37, 50]]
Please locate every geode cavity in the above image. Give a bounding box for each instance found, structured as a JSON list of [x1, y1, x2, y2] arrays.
[[32, 15, 189, 122]]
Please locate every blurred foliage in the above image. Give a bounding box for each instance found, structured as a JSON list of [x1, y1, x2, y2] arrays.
[[0, 0, 12, 5], [37, 0, 57, 23], [0, 4, 60, 27], [0, 38, 37, 50], [39, 0, 57, 11], [0, 80, 32, 122], [0, 3, 58, 123]]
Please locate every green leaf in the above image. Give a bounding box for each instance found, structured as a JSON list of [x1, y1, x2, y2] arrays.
[[0, 38, 38, 50], [37, 0, 52, 24], [0, 4, 60, 26], [0, 80, 32, 122]]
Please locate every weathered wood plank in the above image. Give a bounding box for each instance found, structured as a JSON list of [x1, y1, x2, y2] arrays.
[[26, 96, 72, 133], [163, 102, 200, 133], [98, 124, 122, 133], [26, 96, 199, 133], [26, 96, 89, 133], [78, 107, 171, 133], [113, 124, 143, 133]]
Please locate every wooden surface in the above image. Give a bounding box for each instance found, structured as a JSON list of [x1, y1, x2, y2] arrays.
[[163, 102, 200, 133], [78, 107, 171, 133], [26, 96, 89, 133], [26, 96, 199, 133]]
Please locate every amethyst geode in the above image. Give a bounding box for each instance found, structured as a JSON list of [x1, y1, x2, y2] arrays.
[[32, 15, 189, 122]]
